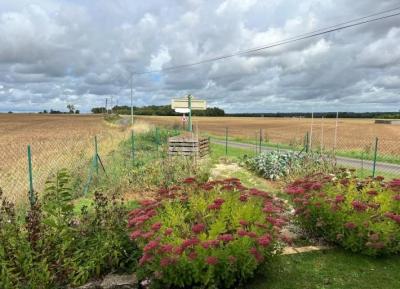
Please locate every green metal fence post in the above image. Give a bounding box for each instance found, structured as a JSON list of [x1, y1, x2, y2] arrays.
[[361, 152, 364, 178], [155, 127, 160, 151], [131, 130, 135, 166], [255, 132, 258, 155], [94, 136, 99, 175], [305, 132, 309, 153], [188, 95, 192, 132], [27, 145, 35, 206], [225, 127, 228, 155], [372, 137, 378, 178], [259, 128, 262, 154]]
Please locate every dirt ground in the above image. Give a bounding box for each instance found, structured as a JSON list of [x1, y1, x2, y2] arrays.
[[136, 115, 400, 155], [0, 114, 129, 203]]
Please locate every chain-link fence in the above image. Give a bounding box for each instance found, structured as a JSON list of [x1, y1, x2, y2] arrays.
[[0, 128, 132, 205], [206, 125, 400, 178]]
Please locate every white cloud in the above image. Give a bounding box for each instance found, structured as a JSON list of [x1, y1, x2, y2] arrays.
[[0, 0, 399, 112]]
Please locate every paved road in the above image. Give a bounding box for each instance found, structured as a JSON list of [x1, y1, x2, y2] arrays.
[[211, 139, 400, 176]]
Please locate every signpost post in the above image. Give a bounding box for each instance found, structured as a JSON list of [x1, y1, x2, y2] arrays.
[[171, 95, 206, 132]]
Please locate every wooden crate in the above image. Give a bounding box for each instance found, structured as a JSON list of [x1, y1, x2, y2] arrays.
[[168, 135, 209, 157]]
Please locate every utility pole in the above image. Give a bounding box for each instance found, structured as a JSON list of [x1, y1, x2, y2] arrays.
[[334, 111, 338, 152], [105, 98, 108, 114], [110, 96, 113, 114], [188, 94, 192, 132], [130, 74, 134, 126]]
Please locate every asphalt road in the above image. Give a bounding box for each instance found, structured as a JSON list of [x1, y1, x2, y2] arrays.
[[211, 139, 400, 176]]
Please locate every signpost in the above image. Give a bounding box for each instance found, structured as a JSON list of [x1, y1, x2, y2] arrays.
[[171, 95, 206, 132]]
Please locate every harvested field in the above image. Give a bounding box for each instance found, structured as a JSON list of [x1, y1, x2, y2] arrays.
[[136, 116, 400, 157], [0, 114, 131, 203]]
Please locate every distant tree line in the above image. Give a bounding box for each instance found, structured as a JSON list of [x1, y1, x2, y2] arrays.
[[38, 105, 80, 114], [91, 105, 225, 116], [226, 111, 400, 119]]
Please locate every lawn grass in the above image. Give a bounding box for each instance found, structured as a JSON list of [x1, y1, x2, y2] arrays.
[[210, 143, 398, 180], [248, 249, 400, 289], [208, 134, 400, 165]]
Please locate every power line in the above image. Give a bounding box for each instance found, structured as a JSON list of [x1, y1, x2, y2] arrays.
[[132, 7, 400, 75]]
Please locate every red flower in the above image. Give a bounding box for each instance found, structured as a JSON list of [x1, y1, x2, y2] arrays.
[[160, 257, 172, 267], [239, 194, 248, 202], [201, 240, 219, 249], [139, 253, 153, 266], [335, 194, 345, 203], [393, 194, 400, 201], [183, 177, 196, 184], [262, 203, 280, 213], [351, 200, 368, 212], [239, 220, 249, 226], [151, 222, 162, 231], [367, 190, 378, 196], [218, 234, 234, 243], [207, 203, 221, 210], [249, 247, 264, 263], [160, 244, 174, 253], [142, 231, 155, 240], [344, 222, 357, 229], [144, 240, 159, 252], [192, 223, 206, 234], [130, 230, 142, 240], [164, 228, 173, 236], [385, 212, 400, 224], [140, 199, 157, 207], [257, 234, 271, 247], [214, 198, 225, 206], [181, 238, 200, 249], [188, 251, 198, 260], [246, 231, 257, 238], [206, 256, 218, 265]]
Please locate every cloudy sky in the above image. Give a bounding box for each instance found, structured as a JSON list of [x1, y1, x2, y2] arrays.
[[0, 0, 399, 113]]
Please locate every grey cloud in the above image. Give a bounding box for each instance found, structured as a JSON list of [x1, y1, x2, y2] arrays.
[[0, 0, 400, 113]]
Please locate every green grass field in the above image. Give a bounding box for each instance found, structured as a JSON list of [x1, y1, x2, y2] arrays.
[[249, 249, 400, 289]]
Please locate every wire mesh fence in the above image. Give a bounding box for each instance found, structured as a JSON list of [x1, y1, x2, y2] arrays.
[[0, 128, 131, 205], [205, 125, 400, 178]]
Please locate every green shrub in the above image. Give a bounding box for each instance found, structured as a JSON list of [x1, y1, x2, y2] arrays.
[[0, 170, 137, 288], [242, 151, 334, 180], [286, 173, 400, 256], [128, 178, 287, 288]]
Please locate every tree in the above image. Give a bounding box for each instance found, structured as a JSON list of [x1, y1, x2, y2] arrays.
[[67, 104, 75, 114], [75, 110, 80, 114]]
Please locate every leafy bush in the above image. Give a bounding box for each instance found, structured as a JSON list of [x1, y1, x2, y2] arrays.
[[286, 173, 400, 256], [242, 151, 334, 180], [0, 170, 137, 288], [128, 178, 287, 288]]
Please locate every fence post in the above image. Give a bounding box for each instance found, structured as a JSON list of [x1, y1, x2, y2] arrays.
[[259, 128, 262, 154], [254, 132, 257, 155], [305, 132, 309, 153], [155, 127, 160, 151], [225, 127, 228, 156], [372, 137, 378, 178], [27, 145, 35, 206], [361, 152, 364, 178], [131, 130, 135, 166], [94, 136, 99, 175]]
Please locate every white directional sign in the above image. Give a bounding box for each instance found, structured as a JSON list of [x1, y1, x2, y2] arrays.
[[171, 96, 207, 110], [175, 108, 190, 113]]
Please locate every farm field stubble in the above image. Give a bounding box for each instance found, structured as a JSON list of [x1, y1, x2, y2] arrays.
[[0, 114, 129, 203], [136, 115, 400, 157]]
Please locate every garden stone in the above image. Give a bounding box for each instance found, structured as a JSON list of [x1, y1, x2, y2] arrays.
[[100, 273, 138, 289]]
